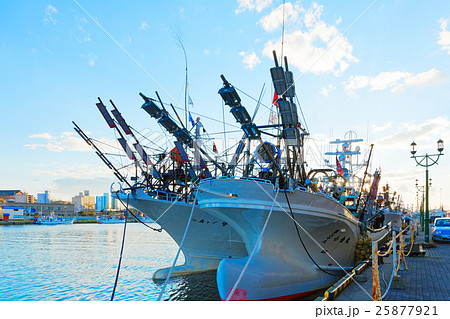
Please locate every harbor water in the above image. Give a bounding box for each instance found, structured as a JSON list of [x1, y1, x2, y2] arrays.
[[0, 223, 219, 301]]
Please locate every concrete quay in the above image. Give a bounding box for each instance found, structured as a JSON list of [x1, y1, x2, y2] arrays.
[[330, 231, 449, 301]]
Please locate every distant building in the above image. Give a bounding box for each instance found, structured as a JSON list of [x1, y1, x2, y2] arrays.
[[0, 202, 75, 219], [15, 192, 36, 203], [72, 191, 95, 212], [95, 193, 110, 211], [37, 190, 50, 204], [0, 190, 22, 202], [111, 196, 117, 210]]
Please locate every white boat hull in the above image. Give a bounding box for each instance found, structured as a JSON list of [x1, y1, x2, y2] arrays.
[[117, 188, 247, 280], [198, 178, 360, 300]]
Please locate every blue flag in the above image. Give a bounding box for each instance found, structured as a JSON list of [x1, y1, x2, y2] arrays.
[[189, 112, 195, 127]]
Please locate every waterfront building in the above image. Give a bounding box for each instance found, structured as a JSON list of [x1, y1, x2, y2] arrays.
[[1, 206, 24, 220], [37, 190, 50, 204], [0, 202, 75, 219], [0, 190, 23, 202]]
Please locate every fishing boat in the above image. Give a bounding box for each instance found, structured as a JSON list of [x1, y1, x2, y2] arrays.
[[196, 52, 362, 300], [35, 215, 74, 225], [73, 93, 247, 280], [98, 216, 126, 224]]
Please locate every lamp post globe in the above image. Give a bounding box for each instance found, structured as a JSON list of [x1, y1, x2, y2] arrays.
[[437, 139, 444, 153], [410, 141, 417, 155]]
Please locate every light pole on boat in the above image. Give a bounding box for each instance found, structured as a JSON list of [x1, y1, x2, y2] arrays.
[[410, 139, 444, 242]]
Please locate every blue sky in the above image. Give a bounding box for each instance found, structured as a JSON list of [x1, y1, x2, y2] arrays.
[[1, 0, 449, 209]]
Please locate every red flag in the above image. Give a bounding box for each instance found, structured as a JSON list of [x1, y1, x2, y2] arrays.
[[213, 142, 218, 153], [336, 156, 344, 176], [272, 92, 279, 108]]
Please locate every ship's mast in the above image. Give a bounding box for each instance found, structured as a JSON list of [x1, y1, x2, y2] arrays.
[[269, 51, 307, 184]]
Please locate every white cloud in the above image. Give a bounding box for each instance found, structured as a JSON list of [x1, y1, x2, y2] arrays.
[[438, 18, 450, 54], [374, 117, 450, 151], [139, 22, 148, 30], [29, 133, 57, 140], [26, 132, 92, 152], [76, 25, 91, 43], [319, 84, 336, 96], [259, 2, 300, 32], [239, 51, 261, 69], [371, 122, 392, 133], [236, 0, 273, 14], [261, 2, 358, 75], [344, 69, 446, 94], [203, 49, 210, 55], [32, 164, 110, 178], [88, 56, 96, 66], [81, 53, 97, 66], [44, 5, 58, 25]]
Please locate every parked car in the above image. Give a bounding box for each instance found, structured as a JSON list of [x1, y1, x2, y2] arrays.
[[432, 217, 450, 242]]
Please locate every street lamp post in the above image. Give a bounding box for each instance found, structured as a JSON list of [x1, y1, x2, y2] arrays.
[[415, 178, 431, 231], [410, 139, 444, 242]]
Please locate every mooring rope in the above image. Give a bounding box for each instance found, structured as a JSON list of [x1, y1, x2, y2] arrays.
[[225, 187, 280, 301], [157, 188, 199, 301], [379, 224, 413, 300], [110, 193, 129, 301], [380, 234, 397, 300]]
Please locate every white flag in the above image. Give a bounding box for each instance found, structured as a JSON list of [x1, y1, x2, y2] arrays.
[[269, 111, 278, 125]]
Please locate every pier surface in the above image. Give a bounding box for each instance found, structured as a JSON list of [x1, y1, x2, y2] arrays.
[[333, 231, 450, 301]]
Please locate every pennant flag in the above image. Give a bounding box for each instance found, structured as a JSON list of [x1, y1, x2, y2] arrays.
[[336, 156, 344, 176], [269, 110, 278, 125], [272, 92, 279, 107], [213, 142, 218, 153], [189, 112, 195, 127], [188, 95, 194, 107]]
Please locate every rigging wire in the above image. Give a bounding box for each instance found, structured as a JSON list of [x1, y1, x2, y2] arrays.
[[277, 0, 381, 99], [221, 100, 228, 162], [295, 95, 309, 133], [130, 127, 166, 153], [225, 187, 280, 301], [115, 195, 162, 232], [280, 0, 286, 66], [72, 0, 179, 106], [157, 189, 199, 301]]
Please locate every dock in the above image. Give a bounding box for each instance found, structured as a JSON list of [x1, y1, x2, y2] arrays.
[[326, 231, 449, 301]]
